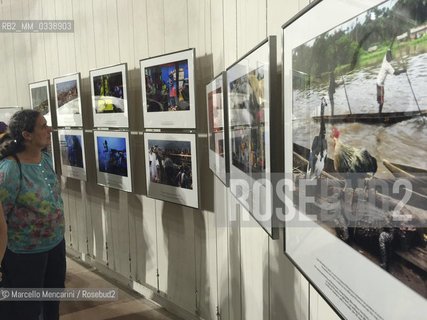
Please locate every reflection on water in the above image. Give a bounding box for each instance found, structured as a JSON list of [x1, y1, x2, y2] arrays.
[[293, 53, 427, 173]]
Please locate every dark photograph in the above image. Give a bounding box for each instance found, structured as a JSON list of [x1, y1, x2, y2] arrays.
[[93, 71, 125, 113], [60, 134, 84, 168], [231, 127, 265, 174], [148, 139, 192, 189], [145, 59, 190, 112], [96, 136, 128, 177]]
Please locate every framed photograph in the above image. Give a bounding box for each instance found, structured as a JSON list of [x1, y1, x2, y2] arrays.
[[140, 49, 196, 129], [0, 106, 23, 124], [29, 80, 52, 126], [94, 130, 132, 192], [227, 36, 277, 238], [90, 64, 129, 128], [144, 132, 199, 208], [54, 73, 83, 127], [206, 72, 229, 185], [58, 129, 86, 181], [283, 0, 426, 319]]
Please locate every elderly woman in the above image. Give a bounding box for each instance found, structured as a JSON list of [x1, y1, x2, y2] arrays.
[[0, 109, 65, 320]]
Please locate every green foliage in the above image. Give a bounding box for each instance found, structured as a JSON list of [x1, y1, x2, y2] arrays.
[[292, 0, 427, 90]]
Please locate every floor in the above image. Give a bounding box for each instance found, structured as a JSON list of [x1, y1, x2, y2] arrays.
[[60, 257, 182, 320]]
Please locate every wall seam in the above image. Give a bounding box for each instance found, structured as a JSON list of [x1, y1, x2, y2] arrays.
[[162, 0, 165, 53], [221, 0, 225, 70], [91, 0, 97, 67], [41, 0, 48, 78], [54, 0, 61, 75], [115, 0, 121, 62], [144, 0, 150, 56], [9, 0, 19, 105], [27, 0, 34, 83], [186, 0, 189, 49], [71, 0, 78, 72]]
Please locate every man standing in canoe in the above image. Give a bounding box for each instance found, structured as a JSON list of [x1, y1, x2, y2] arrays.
[[376, 49, 406, 113]]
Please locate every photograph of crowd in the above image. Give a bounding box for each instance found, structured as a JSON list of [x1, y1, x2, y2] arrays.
[[145, 59, 190, 112], [231, 127, 265, 174], [96, 136, 128, 177], [148, 139, 192, 189], [93, 71, 125, 113], [60, 134, 84, 168], [56, 79, 79, 115], [31, 86, 49, 115]]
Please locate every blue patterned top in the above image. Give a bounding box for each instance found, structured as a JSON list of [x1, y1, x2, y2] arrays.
[[0, 152, 64, 253]]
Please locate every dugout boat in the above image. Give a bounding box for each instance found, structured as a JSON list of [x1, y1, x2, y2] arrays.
[[312, 110, 427, 125]]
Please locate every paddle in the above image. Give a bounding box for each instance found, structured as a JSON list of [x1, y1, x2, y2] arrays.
[[389, 14, 425, 124], [391, 36, 425, 124], [341, 75, 352, 114], [404, 71, 425, 124]]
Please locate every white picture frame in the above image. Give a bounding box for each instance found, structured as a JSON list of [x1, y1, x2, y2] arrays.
[[144, 132, 199, 208], [283, 0, 426, 319], [58, 129, 87, 181], [0, 106, 23, 124], [140, 49, 196, 129], [54, 73, 83, 127], [29, 80, 52, 126], [227, 37, 277, 238], [94, 130, 132, 192], [90, 64, 129, 128], [206, 72, 229, 186]]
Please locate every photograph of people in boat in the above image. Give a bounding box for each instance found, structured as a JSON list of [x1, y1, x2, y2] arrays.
[[145, 59, 190, 112], [31, 86, 49, 115], [60, 134, 84, 168], [208, 87, 225, 156], [96, 136, 128, 177], [56, 79, 80, 115], [291, 0, 426, 298], [148, 139, 192, 190], [231, 127, 265, 174], [93, 71, 125, 113]]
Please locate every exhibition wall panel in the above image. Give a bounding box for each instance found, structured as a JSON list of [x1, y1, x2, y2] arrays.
[[214, 181, 231, 320], [156, 202, 197, 314], [128, 194, 159, 291]]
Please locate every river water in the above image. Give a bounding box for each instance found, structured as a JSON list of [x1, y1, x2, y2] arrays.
[[293, 53, 427, 175]]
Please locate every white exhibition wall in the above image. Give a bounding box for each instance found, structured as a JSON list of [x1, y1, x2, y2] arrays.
[[0, 0, 341, 319]]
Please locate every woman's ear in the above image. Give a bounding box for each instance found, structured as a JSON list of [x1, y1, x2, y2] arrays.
[[22, 131, 31, 141]]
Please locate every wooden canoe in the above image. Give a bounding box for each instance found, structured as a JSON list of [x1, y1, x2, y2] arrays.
[[312, 110, 427, 125], [383, 160, 427, 177]]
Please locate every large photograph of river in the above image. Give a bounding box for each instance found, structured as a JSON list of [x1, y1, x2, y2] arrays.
[[291, 0, 426, 298]]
